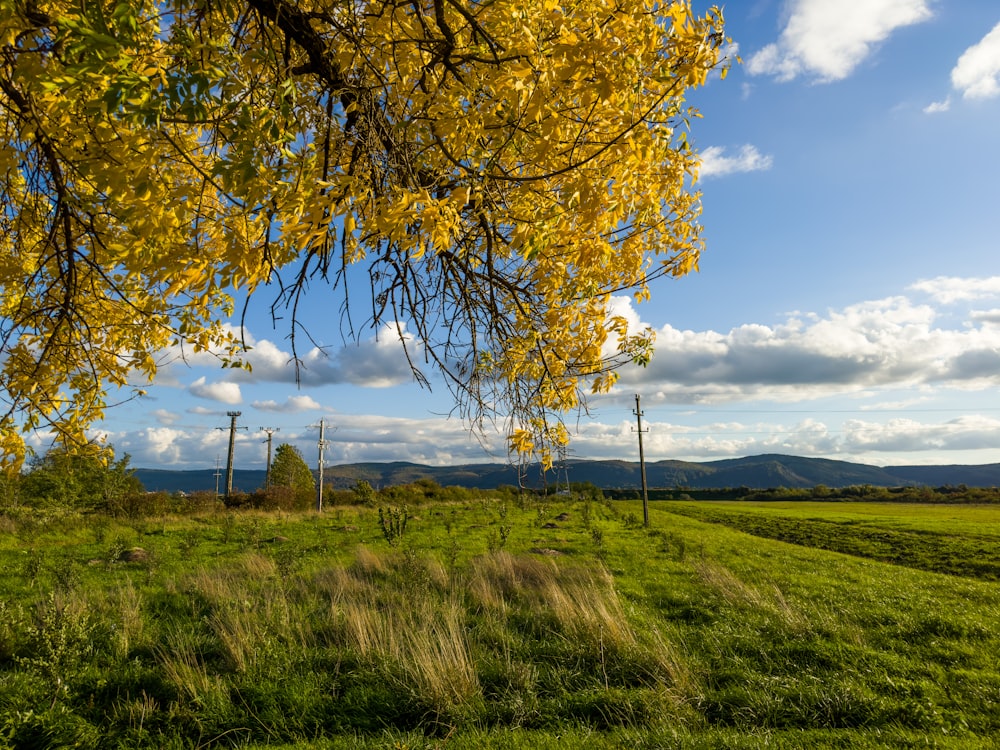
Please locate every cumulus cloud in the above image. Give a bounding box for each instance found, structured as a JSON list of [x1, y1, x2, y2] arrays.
[[970, 309, 1000, 325], [252, 395, 324, 413], [152, 409, 181, 426], [747, 0, 933, 82], [189, 376, 242, 405], [327, 414, 506, 465], [557, 412, 1000, 466], [112, 403, 1000, 469], [952, 21, 1000, 99], [112, 426, 249, 468], [699, 145, 773, 178], [841, 415, 1000, 454], [604, 291, 1000, 402], [230, 323, 421, 388], [111, 413, 505, 469], [909, 276, 1000, 303]]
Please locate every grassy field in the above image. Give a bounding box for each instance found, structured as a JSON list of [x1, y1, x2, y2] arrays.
[[1, 496, 999, 748]]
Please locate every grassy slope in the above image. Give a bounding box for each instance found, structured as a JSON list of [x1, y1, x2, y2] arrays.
[[1, 499, 999, 748]]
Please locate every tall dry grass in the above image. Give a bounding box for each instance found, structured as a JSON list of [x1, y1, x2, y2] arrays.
[[466, 551, 693, 691], [184, 553, 315, 674], [157, 628, 228, 708], [341, 594, 480, 713], [150, 545, 694, 724], [467, 552, 633, 651]]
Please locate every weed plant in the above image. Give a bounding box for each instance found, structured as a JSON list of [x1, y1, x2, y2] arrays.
[[1, 497, 999, 748]]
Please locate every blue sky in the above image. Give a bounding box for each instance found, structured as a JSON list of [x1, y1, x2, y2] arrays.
[[66, 0, 1000, 471]]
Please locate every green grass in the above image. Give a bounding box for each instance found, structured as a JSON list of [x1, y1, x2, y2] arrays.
[[2, 496, 1000, 748], [665, 500, 1000, 579]]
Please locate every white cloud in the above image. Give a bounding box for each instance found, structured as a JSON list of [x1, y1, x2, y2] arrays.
[[747, 0, 933, 82], [604, 290, 1000, 402], [909, 276, 1000, 303], [970, 309, 1000, 325], [152, 409, 181, 425], [952, 22, 1000, 99], [102, 278, 1000, 468], [105, 411, 509, 470], [561, 412, 1000, 465], [112, 426, 248, 468], [226, 323, 421, 388], [187, 406, 220, 416], [302, 326, 419, 388], [859, 396, 931, 412], [326, 414, 507, 465], [252, 395, 325, 413], [923, 98, 950, 114], [107, 405, 1000, 468], [699, 145, 773, 178], [841, 415, 1000, 453], [189, 376, 243, 405]]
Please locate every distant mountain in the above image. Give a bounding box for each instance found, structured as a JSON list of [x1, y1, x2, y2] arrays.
[[135, 468, 267, 494], [698, 454, 908, 489], [885, 464, 1000, 487], [133, 454, 1000, 493]]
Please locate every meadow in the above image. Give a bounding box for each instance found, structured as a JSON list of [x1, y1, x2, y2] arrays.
[[1, 492, 999, 749]]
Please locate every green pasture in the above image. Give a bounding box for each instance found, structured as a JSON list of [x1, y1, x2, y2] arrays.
[[670, 500, 1000, 536], [664, 500, 1000, 580], [2, 496, 999, 748]]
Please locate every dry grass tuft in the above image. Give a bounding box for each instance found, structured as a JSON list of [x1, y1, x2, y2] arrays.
[[467, 552, 635, 652], [106, 579, 146, 659], [351, 545, 387, 578], [341, 590, 479, 712], [158, 630, 227, 707], [180, 556, 315, 673]]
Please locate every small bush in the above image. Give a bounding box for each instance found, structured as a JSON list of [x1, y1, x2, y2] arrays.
[[247, 486, 312, 512]]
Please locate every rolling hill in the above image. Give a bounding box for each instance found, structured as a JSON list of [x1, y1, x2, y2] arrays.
[[134, 454, 1000, 493]]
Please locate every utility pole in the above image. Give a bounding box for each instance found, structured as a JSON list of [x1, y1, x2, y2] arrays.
[[315, 418, 329, 513], [260, 427, 279, 489], [213, 456, 222, 500], [633, 394, 650, 527], [218, 411, 245, 500], [557, 443, 571, 495]]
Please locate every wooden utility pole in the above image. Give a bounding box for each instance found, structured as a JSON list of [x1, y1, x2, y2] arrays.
[[261, 427, 279, 489], [219, 411, 245, 499], [633, 394, 650, 527]]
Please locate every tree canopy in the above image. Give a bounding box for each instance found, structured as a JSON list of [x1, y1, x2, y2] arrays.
[[0, 0, 728, 469], [18, 448, 143, 511], [269, 443, 315, 495]]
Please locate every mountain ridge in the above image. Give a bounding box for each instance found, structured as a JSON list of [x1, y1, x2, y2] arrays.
[[134, 454, 1000, 493]]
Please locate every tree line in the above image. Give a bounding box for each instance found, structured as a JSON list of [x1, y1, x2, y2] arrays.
[[0, 443, 534, 517]]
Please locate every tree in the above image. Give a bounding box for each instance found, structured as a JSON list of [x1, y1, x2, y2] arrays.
[[19, 448, 144, 512], [269, 443, 315, 499], [0, 0, 730, 468], [353, 480, 377, 506]]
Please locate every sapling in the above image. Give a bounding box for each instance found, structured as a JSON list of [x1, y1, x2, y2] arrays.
[[379, 506, 409, 547]]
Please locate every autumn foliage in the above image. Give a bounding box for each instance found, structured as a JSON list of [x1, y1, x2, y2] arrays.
[[0, 0, 728, 468]]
